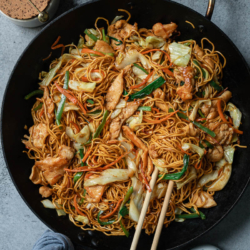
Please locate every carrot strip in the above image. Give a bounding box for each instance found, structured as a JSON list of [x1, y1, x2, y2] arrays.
[[77, 101, 87, 115], [81, 48, 105, 57], [70, 122, 80, 133], [74, 195, 86, 216], [142, 49, 171, 62], [143, 110, 179, 124], [82, 147, 92, 163], [151, 107, 160, 113], [125, 95, 129, 101], [228, 116, 233, 125], [55, 83, 78, 104], [233, 128, 243, 135], [81, 76, 89, 82], [177, 144, 192, 156], [51, 36, 61, 49], [196, 118, 206, 122], [195, 160, 202, 170], [162, 68, 174, 77], [130, 70, 154, 89], [101, 152, 130, 170], [217, 100, 228, 122], [100, 198, 123, 219], [39, 109, 44, 117]]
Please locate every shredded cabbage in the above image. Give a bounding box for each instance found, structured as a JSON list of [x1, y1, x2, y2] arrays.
[[75, 215, 89, 224], [126, 110, 143, 131], [85, 29, 99, 47], [226, 102, 242, 129], [66, 125, 90, 144], [111, 15, 124, 24], [138, 36, 166, 49], [111, 109, 122, 119], [182, 143, 205, 159], [176, 166, 197, 189], [174, 208, 185, 222], [189, 100, 211, 121], [168, 42, 191, 67], [152, 158, 168, 173], [224, 145, 235, 164], [69, 80, 96, 92]]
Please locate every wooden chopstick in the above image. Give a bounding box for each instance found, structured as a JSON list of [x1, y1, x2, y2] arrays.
[[130, 168, 159, 250], [150, 180, 174, 250]]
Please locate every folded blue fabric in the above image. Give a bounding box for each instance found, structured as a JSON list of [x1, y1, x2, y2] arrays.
[[32, 230, 75, 250]]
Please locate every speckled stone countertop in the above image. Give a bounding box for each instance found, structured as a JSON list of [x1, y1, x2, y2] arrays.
[[0, 1, 250, 249]]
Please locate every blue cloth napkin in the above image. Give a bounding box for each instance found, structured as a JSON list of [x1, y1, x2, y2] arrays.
[[32, 230, 75, 250]]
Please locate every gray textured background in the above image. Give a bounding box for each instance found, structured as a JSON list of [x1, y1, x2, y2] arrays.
[[0, 0, 250, 249]]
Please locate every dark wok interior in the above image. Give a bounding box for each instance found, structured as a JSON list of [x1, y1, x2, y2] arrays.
[[1, 0, 250, 249]]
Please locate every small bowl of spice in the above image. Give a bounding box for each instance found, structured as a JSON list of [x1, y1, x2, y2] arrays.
[[0, 0, 60, 28]]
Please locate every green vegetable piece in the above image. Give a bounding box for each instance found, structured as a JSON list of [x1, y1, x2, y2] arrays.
[[86, 99, 94, 104], [97, 210, 116, 225], [56, 71, 69, 126], [74, 172, 83, 183], [189, 207, 206, 220], [107, 35, 123, 45], [193, 59, 206, 79], [33, 103, 43, 111], [119, 206, 129, 217], [79, 148, 87, 166], [176, 213, 200, 219], [120, 220, 129, 237], [180, 81, 185, 86], [128, 76, 166, 101], [84, 29, 98, 42], [88, 109, 102, 115], [123, 89, 128, 96], [159, 154, 189, 180], [209, 80, 223, 92], [198, 110, 205, 118], [138, 106, 152, 112], [25, 90, 43, 100], [93, 110, 109, 139], [133, 63, 149, 74], [102, 29, 108, 43], [199, 142, 205, 148], [203, 139, 214, 149], [79, 189, 87, 205]]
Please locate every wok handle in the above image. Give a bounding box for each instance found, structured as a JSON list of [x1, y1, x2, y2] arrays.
[[205, 0, 215, 20]]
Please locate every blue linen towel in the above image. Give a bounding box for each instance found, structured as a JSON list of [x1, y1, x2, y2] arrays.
[[32, 230, 75, 250]]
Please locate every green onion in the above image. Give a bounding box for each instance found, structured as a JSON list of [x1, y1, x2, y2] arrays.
[[93, 110, 109, 139], [102, 29, 108, 43], [193, 59, 206, 79], [123, 89, 128, 96], [133, 63, 149, 74], [79, 148, 87, 166], [180, 81, 185, 86], [209, 80, 223, 92], [56, 71, 69, 126], [120, 220, 129, 237], [84, 29, 98, 42], [176, 213, 200, 219], [25, 90, 43, 100], [119, 206, 129, 217], [138, 106, 152, 112], [74, 172, 83, 183], [159, 154, 189, 180], [198, 109, 205, 118], [128, 76, 166, 101], [107, 35, 123, 46], [190, 207, 206, 220], [88, 110, 102, 115], [97, 211, 116, 225], [33, 103, 43, 111], [203, 139, 214, 149], [86, 99, 94, 104], [183, 42, 191, 46], [199, 142, 205, 148], [79, 189, 87, 205]]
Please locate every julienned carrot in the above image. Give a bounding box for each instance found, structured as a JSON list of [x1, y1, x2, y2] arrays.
[[195, 159, 202, 170], [82, 147, 92, 163], [143, 110, 179, 124], [81, 76, 89, 82], [142, 49, 171, 62], [77, 101, 87, 114], [101, 152, 130, 169], [51, 36, 65, 55], [177, 144, 192, 156], [233, 128, 243, 135], [51, 36, 61, 49], [71, 122, 80, 133], [39, 109, 44, 117], [151, 107, 160, 113], [217, 99, 228, 123], [100, 198, 123, 219], [125, 95, 129, 101], [81, 48, 105, 57], [130, 70, 154, 89], [55, 83, 78, 105], [74, 195, 87, 216], [162, 68, 174, 77]]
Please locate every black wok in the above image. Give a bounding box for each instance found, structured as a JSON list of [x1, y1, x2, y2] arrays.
[[1, 0, 250, 249]]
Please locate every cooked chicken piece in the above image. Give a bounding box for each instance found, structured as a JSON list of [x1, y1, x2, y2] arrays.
[[29, 165, 42, 185], [176, 66, 195, 101], [149, 144, 160, 159], [152, 22, 178, 39], [106, 71, 124, 110], [122, 126, 147, 151], [35, 145, 75, 185], [110, 100, 141, 139], [207, 145, 224, 162], [108, 20, 138, 50], [184, 123, 200, 137], [39, 186, 53, 198], [93, 40, 114, 54], [201, 90, 232, 120], [194, 44, 214, 70], [153, 88, 168, 112], [43, 87, 55, 123], [207, 123, 234, 145], [193, 191, 217, 208], [30, 124, 49, 148], [85, 174, 106, 202]]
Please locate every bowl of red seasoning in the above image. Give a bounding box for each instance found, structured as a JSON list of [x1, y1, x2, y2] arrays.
[[0, 0, 60, 28]]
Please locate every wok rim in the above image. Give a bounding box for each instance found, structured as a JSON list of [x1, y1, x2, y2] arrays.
[[1, 0, 250, 249]]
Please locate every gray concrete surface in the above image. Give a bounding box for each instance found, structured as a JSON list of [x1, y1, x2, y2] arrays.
[[0, 0, 250, 249]]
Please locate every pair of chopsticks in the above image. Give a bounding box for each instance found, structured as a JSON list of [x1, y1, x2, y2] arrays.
[[130, 168, 174, 250]]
